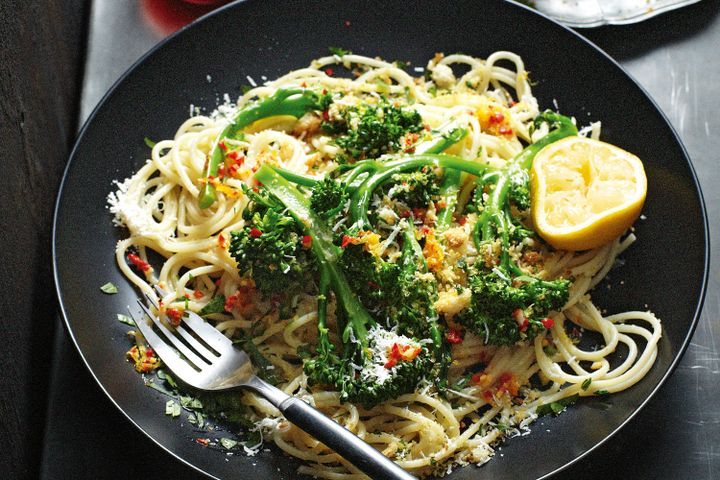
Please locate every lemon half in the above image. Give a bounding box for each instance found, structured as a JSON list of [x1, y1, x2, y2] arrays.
[[530, 136, 647, 251]]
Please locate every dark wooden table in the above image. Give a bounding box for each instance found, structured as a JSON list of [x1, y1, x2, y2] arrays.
[[2, 1, 719, 479]]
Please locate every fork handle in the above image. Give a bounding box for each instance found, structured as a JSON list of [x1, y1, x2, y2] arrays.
[[247, 377, 416, 480]]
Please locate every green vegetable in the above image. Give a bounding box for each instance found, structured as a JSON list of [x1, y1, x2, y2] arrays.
[[199, 294, 226, 316], [253, 165, 448, 408], [594, 389, 610, 396], [458, 271, 570, 346], [348, 154, 490, 230], [581, 378, 592, 391], [199, 88, 330, 208], [229, 187, 315, 298], [324, 100, 423, 159], [165, 400, 181, 417], [310, 176, 349, 219], [235, 334, 281, 385], [143, 137, 156, 148], [383, 168, 439, 208], [536, 394, 579, 416], [219, 438, 238, 450], [100, 282, 118, 294], [456, 112, 577, 346], [329, 47, 351, 57], [116, 313, 135, 326]]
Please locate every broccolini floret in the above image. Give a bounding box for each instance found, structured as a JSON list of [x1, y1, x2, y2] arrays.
[[310, 176, 348, 219], [253, 165, 446, 408], [458, 111, 577, 345], [325, 101, 423, 158], [458, 270, 570, 345], [228, 189, 314, 297], [384, 167, 439, 208]]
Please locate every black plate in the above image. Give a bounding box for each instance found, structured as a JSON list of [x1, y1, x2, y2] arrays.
[[53, 0, 708, 478]]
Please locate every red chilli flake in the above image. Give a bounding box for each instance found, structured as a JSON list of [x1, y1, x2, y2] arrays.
[[193, 290, 204, 299], [127, 253, 152, 273], [458, 216, 467, 226], [165, 308, 183, 327], [224, 293, 239, 312], [227, 150, 244, 164], [322, 110, 330, 122], [498, 126, 513, 136], [344, 20, 351, 27], [301, 235, 313, 249], [341, 235, 353, 248], [471, 373, 481, 383], [249, 227, 263, 238], [542, 317, 555, 329], [217, 233, 227, 248], [219, 140, 227, 151], [324, 68, 334, 76], [489, 111, 505, 124], [196, 438, 210, 447], [445, 328, 464, 344]]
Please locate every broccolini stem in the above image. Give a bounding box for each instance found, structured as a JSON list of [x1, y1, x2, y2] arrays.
[[274, 166, 319, 187], [436, 169, 462, 231], [473, 111, 578, 274], [200, 89, 326, 208], [350, 154, 490, 229], [429, 128, 469, 231], [401, 222, 449, 389], [253, 164, 376, 346], [421, 127, 468, 155], [315, 266, 333, 358]]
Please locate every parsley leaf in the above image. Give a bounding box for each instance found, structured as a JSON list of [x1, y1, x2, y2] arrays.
[[100, 282, 118, 294], [536, 394, 579, 416], [219, 438, 238, 450], [144, 137, 156, 148], [199, 295, 226, 316], [165, 400, 181, 417], [329, 47, 351, 57], [581, 378, 592, 391], [116, 313, 135, 326]]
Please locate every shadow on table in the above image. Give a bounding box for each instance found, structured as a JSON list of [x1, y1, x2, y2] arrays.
[[578, 0, 720, 61]]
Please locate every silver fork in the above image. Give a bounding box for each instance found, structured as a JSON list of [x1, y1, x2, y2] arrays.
[[129, 288, 415, 480]]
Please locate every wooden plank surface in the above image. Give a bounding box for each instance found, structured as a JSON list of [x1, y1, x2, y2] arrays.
[[0, 1, 87, 478]]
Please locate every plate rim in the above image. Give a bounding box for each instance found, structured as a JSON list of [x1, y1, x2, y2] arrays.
[[52, 0, 710, 478]]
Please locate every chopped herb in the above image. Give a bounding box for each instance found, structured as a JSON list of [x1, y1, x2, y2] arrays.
[[581, 378, 592, 391], [165, 400, 181, 417], [329, 47, 351, 57], [296, 343, 313, 360], [100, 282, 118, 294], [117, 313, 135, 326], [235, 335, 281, 385], [195, 411, 205, 428], [536, 394, 579, 416], [200, 295, 226, 316], [240, 84, 253, 94], [180, 395, 203, 410], [219, 438, 238, 450], [594, 389, 610, 396], [144, 137, 156, 148], [543, 345, 558, 356], [145, 380, 175, 397], [393, 60, 409, 69], [157, 369, 179, 390]]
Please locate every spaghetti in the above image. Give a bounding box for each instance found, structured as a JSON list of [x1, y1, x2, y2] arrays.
[[108, 52, 661, 478]]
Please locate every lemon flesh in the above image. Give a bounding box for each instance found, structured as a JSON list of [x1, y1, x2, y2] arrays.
[[530, 136, 647, 251]]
